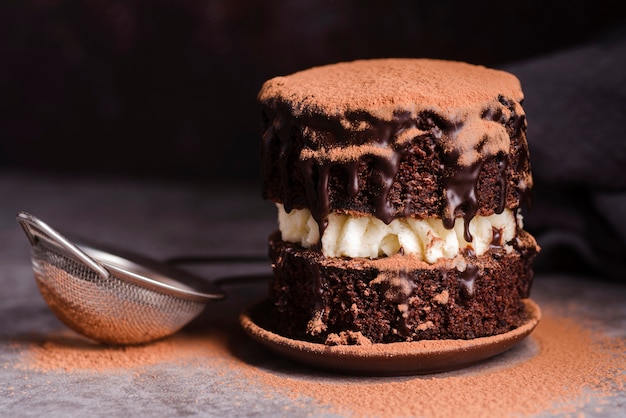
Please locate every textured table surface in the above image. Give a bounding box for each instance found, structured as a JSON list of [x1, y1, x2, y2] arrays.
[[1, 171, 624, 417]]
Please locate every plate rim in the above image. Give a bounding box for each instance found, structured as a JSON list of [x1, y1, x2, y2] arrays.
[[239, 298, 541, 376]]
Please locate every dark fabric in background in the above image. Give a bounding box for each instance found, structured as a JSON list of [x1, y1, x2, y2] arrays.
[[505, 28, 626, 281], [1, 1, 625, 280]]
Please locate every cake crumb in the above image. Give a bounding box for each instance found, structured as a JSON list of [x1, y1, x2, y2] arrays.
[[325, 331, 373, 346], [433, 290, 450, 304], [306, 312, 327, 336], [416, 321, 434, 331]]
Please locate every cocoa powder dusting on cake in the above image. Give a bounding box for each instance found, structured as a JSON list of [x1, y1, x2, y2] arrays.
[[259, 59, 523, 122], [11, 308, 625, 417]]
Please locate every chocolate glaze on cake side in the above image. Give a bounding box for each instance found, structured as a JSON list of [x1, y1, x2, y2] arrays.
[[258, 58, 539, 345]]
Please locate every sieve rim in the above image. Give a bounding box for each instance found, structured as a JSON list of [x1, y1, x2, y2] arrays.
[[78, 244, 226, 302], [17, 211, 226, 303]]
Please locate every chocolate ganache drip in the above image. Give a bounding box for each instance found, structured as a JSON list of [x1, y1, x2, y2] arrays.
[[263, 97, 527, 247], [294, 112, 414, 239], [442, 157, 482, 243], [440, 99, 524, 242]]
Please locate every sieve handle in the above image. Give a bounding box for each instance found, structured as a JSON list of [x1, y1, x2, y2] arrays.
[[16, 211, 111, 280]]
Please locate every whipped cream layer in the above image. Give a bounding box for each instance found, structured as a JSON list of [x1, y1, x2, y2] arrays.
[[277, 203, 519, 263]]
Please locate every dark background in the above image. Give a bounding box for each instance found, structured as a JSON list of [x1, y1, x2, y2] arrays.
[[1, 0, 624, 184]]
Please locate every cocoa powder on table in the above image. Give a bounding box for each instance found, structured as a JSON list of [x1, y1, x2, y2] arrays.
[[12, 307, 626, 418]]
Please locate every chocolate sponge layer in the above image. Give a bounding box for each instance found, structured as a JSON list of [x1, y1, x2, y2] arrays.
[[261, 109, 532, 225], [267, 230, 538, 344]]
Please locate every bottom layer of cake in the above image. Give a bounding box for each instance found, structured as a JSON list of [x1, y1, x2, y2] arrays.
[[267, 230, 539, 345]]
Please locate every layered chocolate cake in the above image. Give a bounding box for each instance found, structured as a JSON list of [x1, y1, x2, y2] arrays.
[[258, 58, 539, 345]]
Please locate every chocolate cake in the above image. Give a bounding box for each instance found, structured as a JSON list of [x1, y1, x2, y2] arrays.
[[258, 58, 539, 345]]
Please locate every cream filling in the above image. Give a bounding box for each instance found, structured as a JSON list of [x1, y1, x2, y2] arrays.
[[276, 203, 520, 263]]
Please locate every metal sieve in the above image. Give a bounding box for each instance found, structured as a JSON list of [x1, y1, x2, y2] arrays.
[[16, 211, 226, 345]]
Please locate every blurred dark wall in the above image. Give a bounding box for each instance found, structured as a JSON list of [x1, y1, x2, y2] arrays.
[[1, 0, 624, 183]]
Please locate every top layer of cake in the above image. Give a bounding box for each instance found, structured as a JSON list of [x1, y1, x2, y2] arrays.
[[259, 58, 522, 120], [259, 58, 532, 242]]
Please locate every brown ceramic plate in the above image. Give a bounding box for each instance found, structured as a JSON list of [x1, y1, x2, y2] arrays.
[[239, 298, 541, 376]]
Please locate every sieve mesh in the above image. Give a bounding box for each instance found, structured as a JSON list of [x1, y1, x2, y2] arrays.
[[31, 244, 206, 345]]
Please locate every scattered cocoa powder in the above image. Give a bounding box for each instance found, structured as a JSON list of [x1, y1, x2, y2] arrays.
[[14, 331, 233, 373], [11, 304, 625, 417], [242, 313, 625, 417]]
